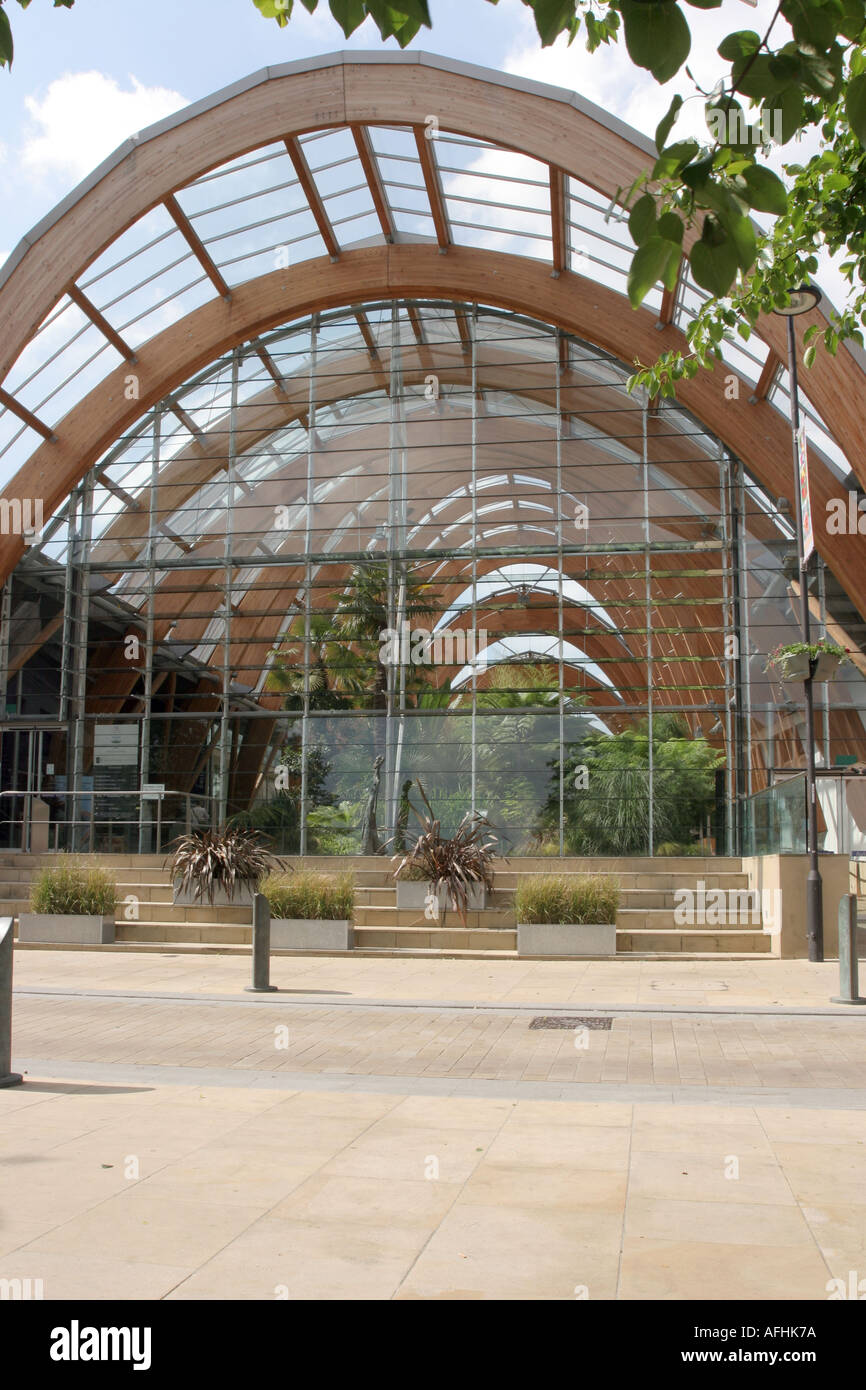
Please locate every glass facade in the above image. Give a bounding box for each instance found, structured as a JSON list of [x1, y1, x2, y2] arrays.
[[2, 300, 865, 855]]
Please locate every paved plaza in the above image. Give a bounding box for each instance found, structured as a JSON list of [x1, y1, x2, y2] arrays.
[[1, 951, 865, 1300]]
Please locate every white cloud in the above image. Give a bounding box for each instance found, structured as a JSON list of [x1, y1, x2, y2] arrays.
[[21, 71, 187, 183]]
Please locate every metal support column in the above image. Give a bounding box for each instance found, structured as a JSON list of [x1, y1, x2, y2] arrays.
[[641, 395, 653, 856], [138, 409, 161, 852], [217, 351, 240, 828], [299, 318, 317, 856]]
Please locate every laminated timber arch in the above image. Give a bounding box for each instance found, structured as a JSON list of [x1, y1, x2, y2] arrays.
[[0, 53, 864, 598], [2, 245, 865, 613]]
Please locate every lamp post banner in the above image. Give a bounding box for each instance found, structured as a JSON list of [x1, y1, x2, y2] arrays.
[[798, 424, 815, 563]]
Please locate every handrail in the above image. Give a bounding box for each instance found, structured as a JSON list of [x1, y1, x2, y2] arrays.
[[0, 788, 214, 854]]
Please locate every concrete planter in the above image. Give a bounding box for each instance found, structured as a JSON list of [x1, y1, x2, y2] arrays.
[[771, 651, 811, 682], [395, 879, 486, 911], [270, 918, 353, 950], [18, 914, 115, 945], [173, 882, 255, 907], [812, 652, 843, 682], [517, 921, 616, 957]]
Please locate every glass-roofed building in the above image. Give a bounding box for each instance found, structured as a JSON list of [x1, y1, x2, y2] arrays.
[[1, 53, 865, 861]]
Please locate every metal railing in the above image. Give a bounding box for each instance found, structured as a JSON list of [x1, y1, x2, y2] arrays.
[[0, 788, 213, 855]]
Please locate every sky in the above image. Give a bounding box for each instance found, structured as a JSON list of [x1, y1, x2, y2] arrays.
[[0, 0, 808, 268]]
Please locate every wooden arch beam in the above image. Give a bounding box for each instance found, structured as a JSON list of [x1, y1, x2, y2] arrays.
[[1, 49, 858, 472], [1, 242, 865, 619]]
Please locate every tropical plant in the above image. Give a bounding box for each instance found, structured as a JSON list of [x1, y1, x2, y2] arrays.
[[267, 560, 441, 712], [166, 827, 279, 905], [29, 859, 116, 916], [230, 739, 337, 852], [392, 779, 498, 925], [306, 803, 357, 855], [514, 873, 621, 926], [262, 869, 354, 921], [548, 713, 723, 855]]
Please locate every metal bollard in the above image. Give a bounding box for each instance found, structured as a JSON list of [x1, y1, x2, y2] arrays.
[[0, 918, 23, 1086], [831, 894, 866, 1004], [245, 893, 277, 993]]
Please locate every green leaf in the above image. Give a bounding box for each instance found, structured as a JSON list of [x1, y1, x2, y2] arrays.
[[657, 211, 684, 245], [740, 164, 788, 214], [683, 0, 721, 7], [838, 0, 866, 42], [785, 0, 837, 50], [531, 0, 578, 45], [655, 93, 683, 153], [731, 53, 790, 100], [328, 0, 366, 33], [848, 73, 866, 147], [619, 1, 691, 85], [652, 139, 699, 181], [627, 236, 678, 307], [798, 46, 843, 99], [252, 0, 293, 20], [763, 86, 804, 144], [682, 153, 715, 190], [717, 30, 759, 63], [726, 213, 757, 273], [629, 193, 657, 246], [803, 344, 817, 369], [0, 8, 13, 68], [689, 234, 739, 296]]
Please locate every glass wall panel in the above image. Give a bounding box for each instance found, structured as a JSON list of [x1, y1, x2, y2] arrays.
[[4, 300, 865, 857]]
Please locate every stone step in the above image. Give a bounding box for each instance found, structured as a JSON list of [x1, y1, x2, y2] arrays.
[[616, 907, 766, 932], [116, 922, 251, 945], [353, 925, 517, 950], [3, 899, 254, 925], [495, 871, 750, 891], [353, 906, 515, 929], [617, 929, 773, 954]]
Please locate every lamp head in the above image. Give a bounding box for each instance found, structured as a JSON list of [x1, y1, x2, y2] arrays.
[[773, 286, 822, 317]]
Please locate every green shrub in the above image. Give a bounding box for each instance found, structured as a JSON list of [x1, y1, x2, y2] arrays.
[[30, 860, 116, 916], [262, 870, 354, 921], [514, 873, 620, 925]]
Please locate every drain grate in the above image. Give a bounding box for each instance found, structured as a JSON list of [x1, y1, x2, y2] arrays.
[[529, 1015, 612, 1030]]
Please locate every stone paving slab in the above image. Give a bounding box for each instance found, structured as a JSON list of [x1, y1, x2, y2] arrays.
[[10, 949, 866, 1012], [4, 952, 866, 1302], [1, 1075, 864, 1300], [9, 993, 866, 1091]]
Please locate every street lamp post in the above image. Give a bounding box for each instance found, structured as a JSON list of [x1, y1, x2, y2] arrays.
[[773, 287, 823, 962]]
